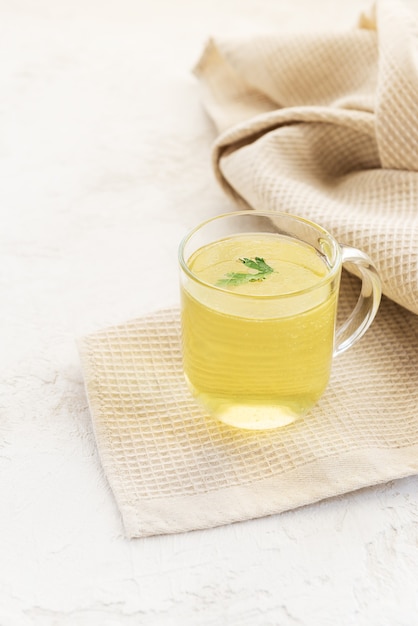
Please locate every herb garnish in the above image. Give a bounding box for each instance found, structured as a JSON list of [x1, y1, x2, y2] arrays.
[[217, 257, 275, 287]]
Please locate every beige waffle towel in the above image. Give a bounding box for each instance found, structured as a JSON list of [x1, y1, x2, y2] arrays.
[[196, 0, 418, 315], [79, 0, 418, 538]]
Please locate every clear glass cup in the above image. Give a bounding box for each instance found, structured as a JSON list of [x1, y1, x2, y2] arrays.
[[178, 211, 381, 430]]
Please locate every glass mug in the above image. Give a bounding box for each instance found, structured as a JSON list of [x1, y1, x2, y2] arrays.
[[178, 211, 381, 430]]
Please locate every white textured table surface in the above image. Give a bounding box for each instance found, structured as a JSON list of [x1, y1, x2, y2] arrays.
[[2, 0, 418, 624]]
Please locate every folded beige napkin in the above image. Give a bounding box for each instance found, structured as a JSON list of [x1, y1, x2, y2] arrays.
[[79, 283, 418, 538], [79, 0, 418, 538]]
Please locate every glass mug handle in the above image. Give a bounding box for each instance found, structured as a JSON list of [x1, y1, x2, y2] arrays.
[[334, 245, 382, 356]]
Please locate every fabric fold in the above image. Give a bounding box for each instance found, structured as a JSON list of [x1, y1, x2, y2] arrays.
[[194, 0, 418, 315]]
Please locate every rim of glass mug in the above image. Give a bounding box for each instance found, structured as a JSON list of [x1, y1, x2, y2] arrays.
[[178, 210, 382, 355], [179, 210, 343, 299]]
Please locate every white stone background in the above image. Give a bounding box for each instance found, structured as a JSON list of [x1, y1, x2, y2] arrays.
[[2, 0, 418, 624]]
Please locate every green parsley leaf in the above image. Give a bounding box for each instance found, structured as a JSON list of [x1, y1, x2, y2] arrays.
[[217, 256, 275, 287]]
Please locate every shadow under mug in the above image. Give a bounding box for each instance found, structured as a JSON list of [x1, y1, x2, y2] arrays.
[[178, 211, 382, 430]]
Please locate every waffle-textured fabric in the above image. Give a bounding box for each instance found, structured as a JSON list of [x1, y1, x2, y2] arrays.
[[79, 0, 418, 538], [195, 0, 418, 315]]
